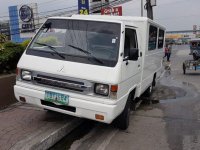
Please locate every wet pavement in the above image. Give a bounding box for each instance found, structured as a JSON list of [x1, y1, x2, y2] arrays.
[[51, 45, 200, 150]]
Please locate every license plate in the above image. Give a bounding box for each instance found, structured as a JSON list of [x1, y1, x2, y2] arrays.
[[44, 91, 69, 105]]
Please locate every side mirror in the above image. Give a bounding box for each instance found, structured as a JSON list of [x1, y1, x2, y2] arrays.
[[129, 48, 139, 61]]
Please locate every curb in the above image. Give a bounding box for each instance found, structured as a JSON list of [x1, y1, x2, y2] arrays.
[[10, 118, 84, 150], [0, 74, 17, 109]]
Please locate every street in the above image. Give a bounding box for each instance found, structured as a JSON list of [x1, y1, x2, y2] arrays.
[[51, 45, 200, 150], [1, 45, 200, 150], [0, 0, 200, 150]]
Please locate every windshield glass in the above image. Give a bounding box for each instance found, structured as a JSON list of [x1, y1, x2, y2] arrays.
[[27, 19, 121, 67]]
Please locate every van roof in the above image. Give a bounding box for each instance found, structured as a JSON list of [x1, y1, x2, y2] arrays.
[[72, 14, 149, 21], [48, 15, 165, 30]]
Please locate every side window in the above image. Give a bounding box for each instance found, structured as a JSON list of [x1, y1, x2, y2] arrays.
[[148, 25, 158, 50], [124, 28, 138, 58], [158, 29, 165, 49]]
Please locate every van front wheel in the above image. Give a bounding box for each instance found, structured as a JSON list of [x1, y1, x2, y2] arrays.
[[114, 95, 131, 130]]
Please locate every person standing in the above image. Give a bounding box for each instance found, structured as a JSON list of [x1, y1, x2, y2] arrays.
[[167, 44, 172, 62], [163, 44, 169, 60]]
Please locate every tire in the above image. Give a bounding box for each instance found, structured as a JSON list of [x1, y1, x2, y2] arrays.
[[143, 84, 153, 97], [114, 95, 132, 130]]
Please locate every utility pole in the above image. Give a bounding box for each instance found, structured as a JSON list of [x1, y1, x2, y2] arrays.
[[145, 0, 156, 20], [146, 0, 153, 20], [141, 0, 143, 17]]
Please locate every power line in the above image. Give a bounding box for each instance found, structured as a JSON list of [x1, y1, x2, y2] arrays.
[[0, 0, 128, 19], [38, 0, 69, 6], [1, 0, 125, 23], [0, 5, 77, 19], [5, 0, 132, 37]]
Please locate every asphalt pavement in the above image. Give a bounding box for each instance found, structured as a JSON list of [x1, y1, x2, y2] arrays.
[[65, 45, 200, 150], [1, 45, 200, 150]]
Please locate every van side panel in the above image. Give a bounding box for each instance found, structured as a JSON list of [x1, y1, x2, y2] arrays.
[[141, 22, 164, 94]]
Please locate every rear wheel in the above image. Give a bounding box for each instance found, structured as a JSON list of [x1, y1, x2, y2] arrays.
[[114, 94, 132, 130]]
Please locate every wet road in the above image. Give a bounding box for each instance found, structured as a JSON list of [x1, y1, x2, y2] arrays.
[[51, 45, 200, 150]]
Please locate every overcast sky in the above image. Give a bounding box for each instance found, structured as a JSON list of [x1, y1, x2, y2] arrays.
[[0, 0, 200, 31]]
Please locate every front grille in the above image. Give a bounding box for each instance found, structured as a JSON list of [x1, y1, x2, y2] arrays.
[[41, 100, 76, 112], [33, 75, 89, 92]]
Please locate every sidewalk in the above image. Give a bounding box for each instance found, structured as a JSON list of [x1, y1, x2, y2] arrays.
[[0, 103, 83, 150]]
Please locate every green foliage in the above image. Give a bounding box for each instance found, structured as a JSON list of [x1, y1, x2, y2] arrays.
[[0, 44, 4, 51], [0, 42, 24, 74], [0, 37, 58, 74], [0, 33, 8, 44], [21, 39, 31, 49]]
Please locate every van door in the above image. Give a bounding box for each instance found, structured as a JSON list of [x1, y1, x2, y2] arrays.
[[121, 27, 142, 92]]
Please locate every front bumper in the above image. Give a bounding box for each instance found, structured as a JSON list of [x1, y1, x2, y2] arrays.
[[14, 83, 124, 124]]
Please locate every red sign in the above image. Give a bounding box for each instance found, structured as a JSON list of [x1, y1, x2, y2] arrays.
[[101, 6, 122, 16]]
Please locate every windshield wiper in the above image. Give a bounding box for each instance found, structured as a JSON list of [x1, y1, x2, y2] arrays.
[[35, 42, 65, 59], [68, 45, 104, 65]]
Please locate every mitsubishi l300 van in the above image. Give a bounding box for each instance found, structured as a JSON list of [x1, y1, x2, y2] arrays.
[[14, 15, 165, 130]]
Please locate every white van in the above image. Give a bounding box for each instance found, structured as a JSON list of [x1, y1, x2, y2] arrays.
[[14, 15, 165, 129]]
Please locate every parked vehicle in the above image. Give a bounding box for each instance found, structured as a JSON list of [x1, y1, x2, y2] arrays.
[[189, 38, 200, 60], [14, 15, 165, 130], [183, 59, 200, 74], [176, 39, 183, 45]]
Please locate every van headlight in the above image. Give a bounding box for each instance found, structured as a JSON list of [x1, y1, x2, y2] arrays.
[[94, 83, 109, 96], [21, 70, 32, 81]]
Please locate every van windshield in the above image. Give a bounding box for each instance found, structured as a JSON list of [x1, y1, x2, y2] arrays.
[[27, 19, 121, 67]]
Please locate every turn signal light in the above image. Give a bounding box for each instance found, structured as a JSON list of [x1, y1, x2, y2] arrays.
[[111, 85, 118, 92], [110, 85, 118, 99], [95, 114, 104, 121]]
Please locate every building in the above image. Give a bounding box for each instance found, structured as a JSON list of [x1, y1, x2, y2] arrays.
[[166, 32, 197, 45]]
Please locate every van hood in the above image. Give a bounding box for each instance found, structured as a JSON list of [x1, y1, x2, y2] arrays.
[[18, 54, 120, 84]]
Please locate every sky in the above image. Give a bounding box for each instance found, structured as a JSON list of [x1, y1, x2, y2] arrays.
[[0, 0, 200, 31]]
